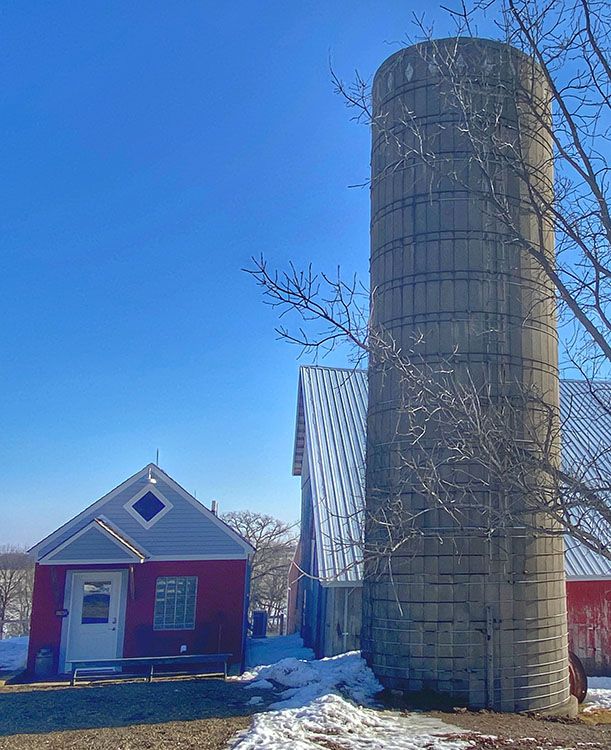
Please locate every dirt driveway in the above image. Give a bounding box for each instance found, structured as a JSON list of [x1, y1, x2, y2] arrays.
[[432, 707, 611, 750], [1, 676, 610, 750], [0, 676, 270, 749]]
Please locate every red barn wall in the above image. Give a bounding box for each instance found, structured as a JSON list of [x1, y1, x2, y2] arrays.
[[27, 564, 68, 673], [566, 579, 611, 676], [27, 559, 248, 675]]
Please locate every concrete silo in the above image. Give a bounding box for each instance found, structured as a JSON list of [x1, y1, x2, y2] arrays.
[[363, 38, 573, 713]]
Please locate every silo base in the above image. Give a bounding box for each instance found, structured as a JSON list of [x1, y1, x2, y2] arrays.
[[536, 695, 578, 719], [378, 684, 578, 717]]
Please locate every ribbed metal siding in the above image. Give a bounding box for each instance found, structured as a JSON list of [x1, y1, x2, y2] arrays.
[[296, 371, 611, 581], [298, 366, 367, 583]]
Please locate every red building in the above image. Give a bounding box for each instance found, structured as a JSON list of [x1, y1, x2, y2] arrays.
[[27, 465, 253, 677], [566, 545, 611, 676]]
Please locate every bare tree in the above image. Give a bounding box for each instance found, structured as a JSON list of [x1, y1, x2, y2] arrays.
[[0, 546, 34, 639], [221, 511, 298, 625], [247, 0, 611, 569]]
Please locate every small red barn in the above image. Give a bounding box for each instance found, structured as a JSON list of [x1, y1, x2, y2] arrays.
[[27, 464, 254, 677]]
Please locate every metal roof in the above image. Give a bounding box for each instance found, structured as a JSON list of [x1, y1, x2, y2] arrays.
[[561, 380, 611, 578], [293, 366, 367, 583], [294, 368, 611, 582]]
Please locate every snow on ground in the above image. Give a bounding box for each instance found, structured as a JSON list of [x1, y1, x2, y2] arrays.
[[245, 634, 314, 670], [231, 693, 470, 750], [0, 636, 28, 673], [241, 649, 382, 709], [235, 635, 469, 750], [583, 676, 611, 712]]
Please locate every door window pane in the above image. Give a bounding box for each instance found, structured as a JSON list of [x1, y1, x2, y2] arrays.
[[153, 576, 197, 630], [82, 581, 111, 624]]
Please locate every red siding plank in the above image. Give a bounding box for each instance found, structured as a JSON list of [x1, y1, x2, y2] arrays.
[[567, 580, 611, 676], [27, 559, 247, 675]]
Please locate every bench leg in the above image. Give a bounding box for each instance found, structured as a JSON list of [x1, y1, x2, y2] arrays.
[[224, 661, 228, 680], [71, 669, 77, 687], [148, 664, 154, 683]]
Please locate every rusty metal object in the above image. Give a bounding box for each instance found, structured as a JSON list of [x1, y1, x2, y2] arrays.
[[569, 650, 588, 703]]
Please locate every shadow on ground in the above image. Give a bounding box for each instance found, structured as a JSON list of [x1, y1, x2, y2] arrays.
[[0, 677, 269, 736]]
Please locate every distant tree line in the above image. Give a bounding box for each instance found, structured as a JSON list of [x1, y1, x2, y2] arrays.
[[221, 511, 297, 630], [0, 546, 34, 639]]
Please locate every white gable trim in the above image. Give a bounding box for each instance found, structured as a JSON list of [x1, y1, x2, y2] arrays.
[[150, 465, 255, 555], [29, 464, 255, 560], [29, 465, 152, 558], [95, 515, 152, 558], [293, 371, 306, 476], [38, 519, 147, 565], [123, 485, 173, 529]]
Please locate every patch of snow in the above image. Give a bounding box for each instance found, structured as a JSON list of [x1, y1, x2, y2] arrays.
[[231, 693, 470, 750], [0, 636, 28, 673], [583, 676, 611, 712], [241, 650, 381, 709], [245, 678, 274, 690], [245, 634, 314, 670], [236, 636, 471, 750]]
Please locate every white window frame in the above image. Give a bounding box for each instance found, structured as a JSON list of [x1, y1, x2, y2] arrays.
[[124, 485, 173, 529], [153, 576, 198, 631]]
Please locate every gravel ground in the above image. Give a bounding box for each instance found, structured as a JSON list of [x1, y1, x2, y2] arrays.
[[429, 707, 611, 750], [0, 676, 269, 749], [1, 676, 610, 750], [0, 716, 251, 750]]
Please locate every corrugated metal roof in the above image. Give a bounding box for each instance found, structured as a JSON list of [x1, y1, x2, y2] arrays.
[[294, 366, 367, 583], [294, 368, 611, 582], [561, 380, 611, 578]]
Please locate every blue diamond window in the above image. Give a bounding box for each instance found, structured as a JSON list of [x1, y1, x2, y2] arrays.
[[132, 491, 165, 522]]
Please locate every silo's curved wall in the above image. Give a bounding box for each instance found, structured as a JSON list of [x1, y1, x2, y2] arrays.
[[363, 38, 572, 713]]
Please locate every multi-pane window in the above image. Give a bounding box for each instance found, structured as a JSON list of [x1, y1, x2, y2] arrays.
[[153, 576, 197, 630]]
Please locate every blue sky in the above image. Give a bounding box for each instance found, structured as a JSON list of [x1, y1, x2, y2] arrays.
[[1, 2, 476, 546]]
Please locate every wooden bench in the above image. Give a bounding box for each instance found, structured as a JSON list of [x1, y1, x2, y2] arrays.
[[68, 653, 232, 686]]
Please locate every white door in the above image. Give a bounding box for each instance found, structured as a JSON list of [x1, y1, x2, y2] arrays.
[[64, 571, 123, 671]]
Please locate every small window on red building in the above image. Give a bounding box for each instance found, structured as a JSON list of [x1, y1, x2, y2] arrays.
[[82, 581, 111, 624], [153, 576, 197, 630]]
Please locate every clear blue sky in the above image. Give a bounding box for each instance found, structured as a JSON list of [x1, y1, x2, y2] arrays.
[[0, 2, 477, 546]]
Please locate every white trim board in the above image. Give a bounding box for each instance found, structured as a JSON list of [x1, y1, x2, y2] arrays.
[[40, 554, 248, 566], [29, 465, 153, 558], [123, 485, 173, 529], [38, 519, 147, 565], [149, 466, 255, 555], [59, 569, 128, 674], [29, 464, 255, 560]]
